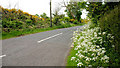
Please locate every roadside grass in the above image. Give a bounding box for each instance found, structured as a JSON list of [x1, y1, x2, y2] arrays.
[[2, 27, 55, 40], [1, 23, 85, 40], [66, 47, 78, 66], [66, 32, 82, 67]]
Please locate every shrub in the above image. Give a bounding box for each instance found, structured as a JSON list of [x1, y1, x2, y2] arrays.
[[98, 6, 120, 66], [2, 18, 9, 28], [63, 17, 70, 22], [70, 23, 115, 67], [26, 19, 33, 26], [73, 20, 79, 24], [70, 19, 75, 23], [15, 21, 24, 29], [53, 16, 60, 25]]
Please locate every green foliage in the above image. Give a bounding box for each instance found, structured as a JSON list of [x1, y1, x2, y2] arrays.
[[15, 21, 24, 29], [1, 22, 83, 40], [85, 2, 120, 66], [2, 28, 55, 39], [1, 6, 52, 32], [63, 17, 70, 22], [65, 2, 86, 22], [66, 1, 120, 67], [67, 47, 78, 66], [67, 25, 111, 67], [86, 2, 119, 24], [26, 19, 33, 25], [98, 6, 120, 66], [0, 5, 85, 39], [35, 14, 39, 17], [53, 16, 60, 25], [40, 13, 48, 19], [73, 20, 79, 24], [52, 14, 65, 25]]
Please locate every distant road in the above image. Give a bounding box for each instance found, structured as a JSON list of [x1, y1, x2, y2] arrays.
[[2, 26, 83, 66]]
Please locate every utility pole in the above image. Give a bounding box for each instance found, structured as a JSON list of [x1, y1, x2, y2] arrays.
[[50, 0, 52, 27]]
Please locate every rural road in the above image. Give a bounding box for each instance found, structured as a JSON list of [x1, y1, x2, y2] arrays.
[[1, 26, 83, 66]]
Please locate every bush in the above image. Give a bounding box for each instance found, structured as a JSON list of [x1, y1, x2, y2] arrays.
[[26, 19, 32, 24], [98, 6, 120, 66], [73, 20, 79, 24], [15, 21, 24, 29], [25, 19, 33, 26], [52, 16, 60, 25], [70, 19, 75, 23], [63, 17, 70, 22], [88, 21, 98, 29], [69, 24, 114, 67], [2, 19, 9, 28]]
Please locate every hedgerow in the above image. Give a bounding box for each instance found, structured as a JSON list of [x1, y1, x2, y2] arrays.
[[70, 22, 115, 67]]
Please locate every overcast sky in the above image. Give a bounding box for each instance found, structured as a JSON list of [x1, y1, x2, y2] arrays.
[[0, 0, 88, 19]]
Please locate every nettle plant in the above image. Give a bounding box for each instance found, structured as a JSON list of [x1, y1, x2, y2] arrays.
[[71, 24, 114, 67]]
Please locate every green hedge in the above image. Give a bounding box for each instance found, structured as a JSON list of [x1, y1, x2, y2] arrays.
[[98, 5, 120, 66]]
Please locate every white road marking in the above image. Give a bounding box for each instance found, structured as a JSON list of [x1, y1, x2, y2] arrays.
[[38, 33, 63, 43], [0, 55, 6, 58]]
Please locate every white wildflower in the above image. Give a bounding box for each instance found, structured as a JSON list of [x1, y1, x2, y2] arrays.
[[93, 57, 96, 61], [94, 32, 97, 35], [102, 47, 105, 50], [92, 53, 95, 56], [71, 24, 109, 66], [86, 58, 89, 61], [77, 62, 83, 67], [88, 65, 92, 67], [71, 57, 76, 60], [77, 45, 81, 48], [105, 60, 109, 63], [103, 32, 106, 35], [108, 34, 111, 36], [112, 45, 115, 48], [74, 47, 78, 50], [95, 34, 97, 37], [96, 46, 100, 48], [104, 55, 109, 60], [101, 50, 106, 54], [98, 33, 101, 35], [111, 36, 114, 39], [97, 52, 100, 56]]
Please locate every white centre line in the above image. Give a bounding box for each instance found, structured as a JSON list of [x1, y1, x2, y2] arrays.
[[37, 33, 63, 43], [0, 55, 6, 59]]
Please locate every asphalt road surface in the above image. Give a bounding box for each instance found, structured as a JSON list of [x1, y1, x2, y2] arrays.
[[2, 26, 83, 66]]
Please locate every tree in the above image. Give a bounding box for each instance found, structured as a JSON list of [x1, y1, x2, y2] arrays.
[[86, 2, 120, 24], [61, 0, 86, 22], [35, 14, 40, 17], [40, 13, 49, 19], [53, 10, 65, 25]]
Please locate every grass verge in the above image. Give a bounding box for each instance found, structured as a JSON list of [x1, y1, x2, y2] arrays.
[[66, 47, 78, 66], [1, 23, 85, 40]]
